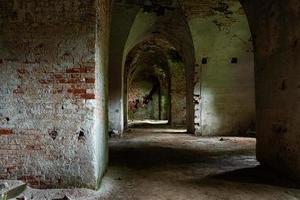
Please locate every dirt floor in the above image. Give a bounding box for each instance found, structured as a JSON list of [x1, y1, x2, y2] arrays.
[[12, 129, 300, 199]]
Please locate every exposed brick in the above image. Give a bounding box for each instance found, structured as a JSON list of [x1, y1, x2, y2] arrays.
[[19, 176, 41, 187], [66, 78, 81, 84], [13, 86, 24, 94], [71, 74, 81, 78], [85, 78, 95, 83], [54, 73, 64, 79], [67, 88, 86, 94], [0, 0, 99, 189], [66, 67, 87, 73], [56, 78, 66, 84], [80, 93, 95, 99], [0, 129, 13, 135], [52, 88, 63, 94], [39, 79, 53, 84]]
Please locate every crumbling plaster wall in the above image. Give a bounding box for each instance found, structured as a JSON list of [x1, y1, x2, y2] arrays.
[[187, 0, 255, 135], [0, 0, 109, 189]]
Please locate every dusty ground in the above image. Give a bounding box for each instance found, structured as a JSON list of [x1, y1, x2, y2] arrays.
[[11, 129, 300, 199]]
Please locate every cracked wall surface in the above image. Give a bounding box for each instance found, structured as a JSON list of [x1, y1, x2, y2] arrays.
[[190, 0, 255, 136]]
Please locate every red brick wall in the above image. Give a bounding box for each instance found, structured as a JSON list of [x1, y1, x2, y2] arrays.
[[0, 0, 98, 189]]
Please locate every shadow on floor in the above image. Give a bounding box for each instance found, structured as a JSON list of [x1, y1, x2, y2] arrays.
[[197, 165, 300, 189], [109, 144, 299, 190], [109, 145, 254, 169]]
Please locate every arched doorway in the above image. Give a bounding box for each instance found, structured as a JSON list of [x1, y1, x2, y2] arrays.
[[123, 39, 189, 130]]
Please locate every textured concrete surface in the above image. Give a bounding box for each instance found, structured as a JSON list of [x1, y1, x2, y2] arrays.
[[12, 131, 300, 199]]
